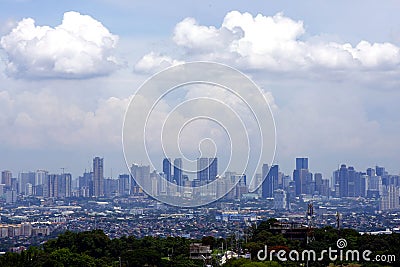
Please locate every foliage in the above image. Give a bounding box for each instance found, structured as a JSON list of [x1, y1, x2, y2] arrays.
[[0, 219, 400, 267]]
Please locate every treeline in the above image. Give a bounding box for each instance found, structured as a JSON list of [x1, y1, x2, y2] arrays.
[[1, 219, 400, 267], [224, 218, 400, 267], [0, 230, 203, 267]]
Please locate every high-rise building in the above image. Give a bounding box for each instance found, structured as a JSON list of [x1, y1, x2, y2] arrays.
[[294, 158, 311, 196], [235, 174, 248, 199], [18, 172, 35, 195], [273, 189, 287, 210], [389, 175, 400, 187], [93, 157, 104, 197], [163, 158, 172, 182], [348, 166, 356, 197], [354, 172, 362, 197], [118, 174, 131, 196], [261, 164, 269, 182], [338, 164, 349, 198], [367, 174, 382, 198], [5, 189, 17, 204], [335, 165, 378, 198], [376, 166, 389, 186], [58, 173, 72, 198], [296, 158, 308, 170], [208, 158, 218, 182], [104, 178, 118, 197], [35, 170, 47, 186], [150, 171, 159, 196], [130, 163, 150, 194], [197, 158, 210, 182], [313, 173, 329, 197], [173, 158, 183, 186], [376, 166, 386, 177], [262, 165, 278, 198], [1, 171, 12, 187], [321, 179, 330, 197], [366, 168, 375, 177], [79, 172, 93, 197], [360, 174, 368, 197], [379, 185, 400, 211], [0, 184, 4, 195], [158, 172, 168, 196], [314, 173, 322, 195], [44, 174, 58, 198], [196, 157, 218, 183], [25, 183, 33, 196]]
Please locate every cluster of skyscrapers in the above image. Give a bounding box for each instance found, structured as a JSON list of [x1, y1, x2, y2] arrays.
[[333, 164, 400, 210], [260, 158, 400, 211], [1, 156, 399, 211], [135, 157, 220, 198], [0, 170, 72, 203], [0, 157, 104, 203]]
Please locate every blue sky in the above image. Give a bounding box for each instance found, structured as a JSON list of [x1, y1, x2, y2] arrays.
[[2, 0, 400, 41], [1, 0, 400, 181]]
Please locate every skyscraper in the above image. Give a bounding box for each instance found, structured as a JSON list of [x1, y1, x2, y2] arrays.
[[104, 178, 118, 197], [338, 164, 349, 198], [163, 158, 172, 182], [197, 158, 210, 182], [376, 166, 386, 177], [197, 157, 218, 183], [293, 158, 311, 196], [376, 166, 388, 186], [314, 173, 322, 194], [130, 163, 150, 193], [262, 165, 278, 198], [79, 171, 93, 197], [173, 158, 183, 186], [118, 174, 131, 196], [18, 172, 35, 195], [58, 173, 72, 198], [273, 189, 287, 210], [93, 157, 104, 197], [1, 170, 12, 187], [348, 166, 356, 197], [296, 158, 308, 170], [262, 164, 269, 181], [208, 158, 218, 182], [35, 170, 47, 186], [44, 174, 58, 198]]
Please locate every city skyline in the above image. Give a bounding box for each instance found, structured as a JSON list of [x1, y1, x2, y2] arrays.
[[1, 155, 400, 181], [1, 158, 399, 210]]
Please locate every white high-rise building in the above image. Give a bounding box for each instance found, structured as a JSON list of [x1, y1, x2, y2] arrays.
[[93, 157, 104, 197], [131, 163, 150, 193], [35, 170, 48, 186], [380, 185, 400, 211], [273, 189, 287, 210]]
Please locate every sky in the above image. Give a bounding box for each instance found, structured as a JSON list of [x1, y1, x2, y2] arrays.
[[1, 0, 400, 181]]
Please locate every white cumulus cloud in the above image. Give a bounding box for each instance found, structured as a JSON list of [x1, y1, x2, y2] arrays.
[[134, 52, 184, 73], [171, 11, 400, 72], [0, 11, 119, 79]]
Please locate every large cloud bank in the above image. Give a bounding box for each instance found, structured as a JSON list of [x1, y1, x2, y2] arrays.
[[139, 11, 400, 72], [0, 89, 129, 148], [1, 11, 119, 79]]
